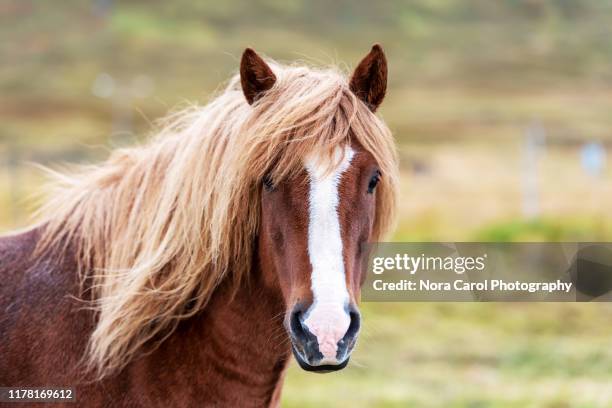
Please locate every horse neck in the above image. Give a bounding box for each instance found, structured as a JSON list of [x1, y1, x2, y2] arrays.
[[204, 262, 289, 361], [176, 248, 290, 397]]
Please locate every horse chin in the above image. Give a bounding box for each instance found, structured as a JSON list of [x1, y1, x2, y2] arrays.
[[291, 346, 350, 373]]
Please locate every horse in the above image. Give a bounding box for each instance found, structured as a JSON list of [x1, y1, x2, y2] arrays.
[[0, 45, 398, 407]]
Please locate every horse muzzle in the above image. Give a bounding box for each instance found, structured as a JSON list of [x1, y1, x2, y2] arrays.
[[287, 302, 360, 372]]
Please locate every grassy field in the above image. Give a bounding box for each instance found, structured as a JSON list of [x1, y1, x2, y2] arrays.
[[284, 303, 612, 407], [2, 1, 612, 406]]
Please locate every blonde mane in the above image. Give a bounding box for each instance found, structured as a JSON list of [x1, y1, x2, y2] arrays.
[[35, 60, 399, 377]]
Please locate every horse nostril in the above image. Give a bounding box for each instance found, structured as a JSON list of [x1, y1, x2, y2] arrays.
[[340, 308, 361, 347], [289, 308, 307, 340]]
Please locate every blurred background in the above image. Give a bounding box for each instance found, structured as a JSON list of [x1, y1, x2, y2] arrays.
[[2, 0, 612, 406]]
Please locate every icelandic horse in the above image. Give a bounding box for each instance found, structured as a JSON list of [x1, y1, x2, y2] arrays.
[[0, 45, 398, 407]]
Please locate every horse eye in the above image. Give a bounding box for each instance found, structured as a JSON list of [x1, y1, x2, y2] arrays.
[[263, 175, 275, 192], [367, 171, 381, 194]]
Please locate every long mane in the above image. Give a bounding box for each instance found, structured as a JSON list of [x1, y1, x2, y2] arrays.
[[34, 60, 399, 377]]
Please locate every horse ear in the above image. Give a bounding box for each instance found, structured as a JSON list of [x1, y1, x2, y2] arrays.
[[240, 48, 277, 105], [349, 44, 387, 112]]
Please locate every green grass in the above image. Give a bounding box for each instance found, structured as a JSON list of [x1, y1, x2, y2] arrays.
[[474, 218, 612, 242], [282, 303, 612, 407]]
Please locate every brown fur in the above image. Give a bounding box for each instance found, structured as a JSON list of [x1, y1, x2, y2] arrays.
[[349, 44, 387, 112], [0, 228, 289, 407], [241, 48, 277, 105], [259, 143, 379, 319]]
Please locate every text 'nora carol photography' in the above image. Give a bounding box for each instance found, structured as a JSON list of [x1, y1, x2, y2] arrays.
[[362, 243, 612, 302]]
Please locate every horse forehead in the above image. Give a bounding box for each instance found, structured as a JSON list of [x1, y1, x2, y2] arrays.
[[303, 146, 356, 180], [300, 146, 359, 224]]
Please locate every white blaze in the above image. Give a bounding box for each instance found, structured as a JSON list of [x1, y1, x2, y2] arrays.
[[303, 146, 354, 362]]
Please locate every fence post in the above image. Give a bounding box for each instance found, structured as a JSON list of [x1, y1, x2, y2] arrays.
[[522, 122, 545, 219]]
